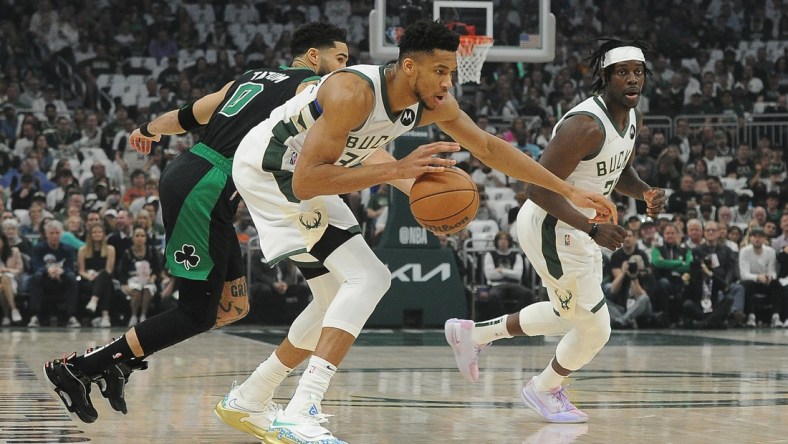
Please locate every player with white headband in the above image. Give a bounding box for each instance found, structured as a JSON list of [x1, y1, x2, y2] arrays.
[[446, 38, 667, 423]]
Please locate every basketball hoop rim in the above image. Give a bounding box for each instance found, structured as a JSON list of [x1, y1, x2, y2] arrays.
[[458, 35, 494, 47], [457, 35, 493, 59]]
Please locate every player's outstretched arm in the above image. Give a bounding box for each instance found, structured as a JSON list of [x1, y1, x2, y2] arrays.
[[292, 74, 457, 200], [129, 81, 234, 154], [429, 100, 614, 222]]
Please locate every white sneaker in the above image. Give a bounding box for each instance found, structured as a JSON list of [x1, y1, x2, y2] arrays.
[[99, 316, 112, 328], [11, 309, 22, 323], [745, 313, 757, 328], [85, 299, 98, 313], [1, 317, 9, 326], [214, 382, 279, 440], [128, 315, 138, 327], [770, 313, 783, 328], [27, 316, 40, 328], [67, 316, 81, 328], [445, 318, 489, 383], [139, 314, 146, 323], [265, 396, 345, 444]]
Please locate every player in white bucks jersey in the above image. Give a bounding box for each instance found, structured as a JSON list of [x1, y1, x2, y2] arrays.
[[228, 21, 616, 443], [42, 23, 349, 428], [446, 39, 668, 424]]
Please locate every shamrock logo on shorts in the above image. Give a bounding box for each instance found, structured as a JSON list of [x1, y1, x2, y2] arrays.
[[174, 244, 200, 270]]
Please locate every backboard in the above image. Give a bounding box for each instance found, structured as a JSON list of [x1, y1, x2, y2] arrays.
[[369, 0, 555, 63]]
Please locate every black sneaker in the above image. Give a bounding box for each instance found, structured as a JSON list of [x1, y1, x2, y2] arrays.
[[94, 358, 148, 414], [44, 353, 99, 423]]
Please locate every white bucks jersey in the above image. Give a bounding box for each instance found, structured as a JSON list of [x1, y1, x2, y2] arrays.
[[253, 64, 423, 173], [553, 96, 637, 218]]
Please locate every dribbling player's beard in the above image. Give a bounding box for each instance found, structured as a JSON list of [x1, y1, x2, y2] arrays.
[[414, 84, 434, 111]]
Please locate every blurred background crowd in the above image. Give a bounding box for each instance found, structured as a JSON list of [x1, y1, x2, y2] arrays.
[[0, 0, 786, 331]]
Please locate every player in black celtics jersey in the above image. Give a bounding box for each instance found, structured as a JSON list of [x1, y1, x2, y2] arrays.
[[43, 22, 348, 424]]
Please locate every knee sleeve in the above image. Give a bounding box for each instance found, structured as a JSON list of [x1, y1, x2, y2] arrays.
[[287, 272, 341, 351], [555, 306, 611, 371], [321, 235, 391, 338]]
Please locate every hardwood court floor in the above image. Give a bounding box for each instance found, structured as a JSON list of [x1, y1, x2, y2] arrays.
[[2, 326, 787, 443]]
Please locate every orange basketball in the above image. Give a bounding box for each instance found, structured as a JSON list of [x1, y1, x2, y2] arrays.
[[409, 168, 479, 235]]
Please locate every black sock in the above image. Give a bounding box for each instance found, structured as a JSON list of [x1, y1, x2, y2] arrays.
[[71, 336, 135, 377]]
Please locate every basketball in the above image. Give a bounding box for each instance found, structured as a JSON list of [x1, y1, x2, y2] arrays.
[[409, 168, 479, 235]]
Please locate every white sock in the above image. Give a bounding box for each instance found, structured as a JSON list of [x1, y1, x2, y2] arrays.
[[472, 315, 512, 345], [533, 359, 566, 392], [238, 351, 293, 402], [283, 356, 336, 417]]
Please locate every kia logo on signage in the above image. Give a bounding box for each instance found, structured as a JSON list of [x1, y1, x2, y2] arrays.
[[389, 263, 451, 282]]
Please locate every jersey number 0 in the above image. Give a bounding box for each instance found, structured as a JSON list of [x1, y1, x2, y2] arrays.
[[218, 82, 264, 117]]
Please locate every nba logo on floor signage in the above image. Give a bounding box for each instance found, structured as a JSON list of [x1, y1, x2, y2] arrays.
[[564, 234, 571, 246]]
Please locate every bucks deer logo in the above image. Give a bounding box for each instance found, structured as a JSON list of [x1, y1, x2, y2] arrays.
[[555, 289, 573, 310], [299, 210, 323, 230], [174, 244, 200, 270]]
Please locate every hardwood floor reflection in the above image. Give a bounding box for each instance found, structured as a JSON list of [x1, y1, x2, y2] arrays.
[[2, 327, 787, 443]]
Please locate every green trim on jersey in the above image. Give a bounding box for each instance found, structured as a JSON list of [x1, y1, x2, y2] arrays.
[[263, 120, 300, 203], [414, 100, 425, 127], [593, 96, 630, 138], [308, 101, 321, 120], [347, 225, 361, 235], [192, 142, 232, 175], [281, 65, 321, 84], [267, 224, 361, 266], [590, 297, 607, 313], [268, 248, 308, 266], [262, 140, 297, 203], [166, 167, 227, 280], [290, 260, 326, 268], [378, 65, 398, 122], [541, 214, 563, 279]]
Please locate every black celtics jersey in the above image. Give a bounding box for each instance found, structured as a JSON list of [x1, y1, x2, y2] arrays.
[[197, 67, 320, 157]]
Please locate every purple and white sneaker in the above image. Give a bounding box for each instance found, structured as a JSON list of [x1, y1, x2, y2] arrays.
[[521, 376, 588, 423]]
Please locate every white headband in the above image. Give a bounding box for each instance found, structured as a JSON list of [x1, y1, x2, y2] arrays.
[[601, 46, 645, 68]]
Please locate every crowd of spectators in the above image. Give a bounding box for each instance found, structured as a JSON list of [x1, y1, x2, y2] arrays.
[[0, 0, 787, 329]]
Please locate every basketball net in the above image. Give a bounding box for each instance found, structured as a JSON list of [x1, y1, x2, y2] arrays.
[[456, 35, 494, 84]]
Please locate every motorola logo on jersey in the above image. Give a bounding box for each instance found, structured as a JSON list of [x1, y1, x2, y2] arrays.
[[400, 109, 416, 126], [630, 125, 635, 139]]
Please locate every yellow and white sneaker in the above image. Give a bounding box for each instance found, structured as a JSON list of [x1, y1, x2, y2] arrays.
[[214, 382, 279, 440]]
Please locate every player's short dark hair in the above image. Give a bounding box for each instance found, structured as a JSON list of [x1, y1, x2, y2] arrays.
[[290, 22, 347, 56], [588, 38, 653, 94], [398, 20, 460, 61]]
